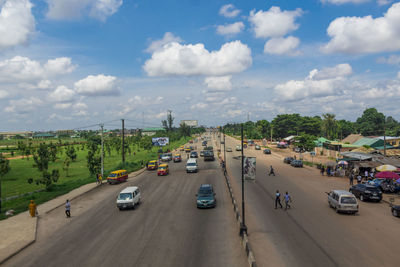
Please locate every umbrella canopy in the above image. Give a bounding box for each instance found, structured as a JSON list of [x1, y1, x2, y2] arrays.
[[338, 160, 348, 165], [376, 164, 397, 172], [396, 178, 400, 184], [375, 171, 400, 179]]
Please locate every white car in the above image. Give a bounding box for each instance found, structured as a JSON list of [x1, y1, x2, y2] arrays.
[[327, 190, 358, 214], [117, 186, 141, 210], [186, 158, 198, 173], [226, 147, 232, 152], [235, 145, 242, 151]]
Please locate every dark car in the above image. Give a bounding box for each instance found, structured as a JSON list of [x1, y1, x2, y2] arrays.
[[196, 184, 216, 208], [349, 184, 382, 202], [291, 160, 303, 167], [255, 145, 261, 150], [263, 149, 271, 154], [391, 205, 400, 217], [202, 141, 207, 146], [190, 151, 198, 158], [283, 157, 294, 164], [203, 150, 215, 161]]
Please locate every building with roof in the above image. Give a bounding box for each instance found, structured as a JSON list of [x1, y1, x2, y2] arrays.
[[376, 136, 400, 147], [352, 137, 385, 149], [342, 134, 363, 144], [33, 133, 56, 139], [0, 131, 33, 139]]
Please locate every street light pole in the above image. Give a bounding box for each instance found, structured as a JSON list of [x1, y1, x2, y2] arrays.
[[240, 124, 247, 236], [100, 124, 104, 179], [223, 128, 226, 170]]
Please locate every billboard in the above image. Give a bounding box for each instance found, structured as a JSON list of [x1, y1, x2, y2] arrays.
[[180, 120, 198, 127], [152, 137, 169, 146], [243, 157, 256, 180]]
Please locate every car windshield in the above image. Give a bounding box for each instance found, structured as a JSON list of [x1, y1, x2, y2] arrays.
[[198, 189, 212, 197], [187, 163, 196, 166], [341, 197, 357, 204], [108, 173, 117, 177], [118, 193, 132, 200], [159, 167, 166, 170]]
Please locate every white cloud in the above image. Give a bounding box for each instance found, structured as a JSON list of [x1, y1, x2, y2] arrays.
[[45, 0, 122, 21], [145, 32, 183, 53], [249, 6, 303, 39], [191, 102, 208, 110], [73, 102, 88, 110], [216, 22, 245, 36], [377, 0, 393, 6], [4, 97, 43, 114], [54, 103, 72, 109], [48, 85, 75, 102], [74, 74, 120, 96], [264, 36, 300, 55], [320, 0, 370, 4], [37, 80, 52, 90], [48, 113, 72, 120], [398, 71, 400, 79], [376, 54, 400, 65], [322, 2, 400, 54], [143, 41, 252, 77], [0, 56, 75, 83], [204, 76, 232, 91], [0, 90, 9, 99], [0, 0, 35, 50], [219, 4, 240, 18], [274, 63, 353, 100]]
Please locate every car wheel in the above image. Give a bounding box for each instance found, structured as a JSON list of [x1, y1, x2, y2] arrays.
[[118, 207, 122, 211], [335, 207, 340, 213], [349, 189, 352, 193], [393, 209, 399, 217], [360, 194, 365, 202]]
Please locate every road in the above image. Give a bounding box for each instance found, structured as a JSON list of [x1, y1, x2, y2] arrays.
[[222, 134, 400, 267], [5, 145, 247, 267]]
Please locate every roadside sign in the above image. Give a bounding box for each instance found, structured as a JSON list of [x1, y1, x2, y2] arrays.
[[244, 157, 256, 180]]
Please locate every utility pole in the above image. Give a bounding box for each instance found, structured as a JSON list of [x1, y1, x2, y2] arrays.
[[270, 126, 273, 144], [223, 128, 226, 170], [100, 124, 104, 179], [240, 124, 247, 236], [122, 119, 125, 163], [384, 117, 387, 157]]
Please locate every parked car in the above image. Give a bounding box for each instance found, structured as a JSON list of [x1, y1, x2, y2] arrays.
[[190, 151, 198, 158], [283, 157, 294, 164], [173, 154, 182, 162], [326, 190, 358, 214], [196, 184, 216, 208], [255, 145, 261, 150], [235, 145, 242, 151], [368, 178, 386, 188], [291, 160, 303, 167], [391, 204, 400, 217], [263, 149, 271, 154], [116, 186, 141, 210], [226, 147, 232, 152], [349, 184, 382, 202]]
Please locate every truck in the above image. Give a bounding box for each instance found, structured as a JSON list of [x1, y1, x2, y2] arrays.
[[203, 150, 215, 161]]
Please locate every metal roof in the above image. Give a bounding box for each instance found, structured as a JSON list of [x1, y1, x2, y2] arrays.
[[353, 138, 383, 148], [340, 152, 373, 160]]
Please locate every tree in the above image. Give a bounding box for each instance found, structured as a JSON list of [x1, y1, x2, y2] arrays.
[[296, 134, 316, 151], [355, 108, 385, 136], [255, 120, 270, 138], [271, 114, 301, 138], [322, 113, 338, 140], [179, 122, 191, 137], [32, 143, 60, 190], [0, 154, 11, 213], [337, 120, 355, 139], [49, 143, 58, 162], [66, 146, 77, 162], [86, 138, 101, 177], [63, 158, 71, 177], [167, 110, 174, 131]]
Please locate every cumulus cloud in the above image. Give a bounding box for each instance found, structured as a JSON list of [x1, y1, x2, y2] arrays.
[[249, 6, 303, 39], [398, 71, 400, 79], [322, 3, 400, 54], [0, 56, 75, 83], [0, 0, 35, 50], [377, 0, 393, 6], [264, 36, 300, 55], [4, 97, 43, 114], [274, 63, 353, 100], [376, 54, 400, 65], [45, 0, 122, 21], [48, 85, 75, 102], [37, 80, 52, 90], [0, 90, 9, 99], [204, 76, 232, 91], [191, 102, 208, 110], [74, 74, 120, 96], [143, 41, 252, 77], [219, 4, 241, 18], [145, 32, 183, 53], [320, 0, 370, 4], [54, 103, 72, 109], [216, 22, 245, 36]]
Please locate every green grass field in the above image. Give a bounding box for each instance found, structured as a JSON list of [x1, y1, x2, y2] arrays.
[[0, 136, 190, 219]]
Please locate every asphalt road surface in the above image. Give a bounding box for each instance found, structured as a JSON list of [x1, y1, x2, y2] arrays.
[[5, 147, 247, 267], [222, 134, 400, 267]]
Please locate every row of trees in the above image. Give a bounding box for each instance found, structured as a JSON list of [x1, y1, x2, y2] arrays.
[[223, 108, 400, 141]]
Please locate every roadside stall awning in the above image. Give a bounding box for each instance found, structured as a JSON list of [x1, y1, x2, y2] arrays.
[[353, 162, 381, 168]]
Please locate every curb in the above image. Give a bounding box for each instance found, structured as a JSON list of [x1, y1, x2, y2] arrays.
[[220, 158, 257, 267]]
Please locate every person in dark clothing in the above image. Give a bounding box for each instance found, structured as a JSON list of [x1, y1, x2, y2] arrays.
[[349, 173, 354, 185], [65, 199, 71, 218], [320, 166, 325, 176], [269, 165, 275, 176], [275, 190, 283, 209]]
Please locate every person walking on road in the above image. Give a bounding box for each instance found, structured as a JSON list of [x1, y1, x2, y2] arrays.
[[320, 165, 325, 176], [269, 165, 275, 176], [349, 173, 354, 185], [356, 174, 362, 184], [65, 199, 71, 218], [284, 192, 292, 210], [275, 190, 283, 209]]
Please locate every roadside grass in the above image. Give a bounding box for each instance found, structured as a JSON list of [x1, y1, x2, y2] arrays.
[[0, 136, 190, 220]]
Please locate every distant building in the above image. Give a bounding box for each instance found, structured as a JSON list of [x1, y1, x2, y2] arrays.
[[377, 136, 400, 147], [33, 133, 56, 139], [342, 134, 363, 144], [56, 130, 75, 137], [353, 137, 389, 149], [142, 127, 166, 136], [0, 131, 33, 139]]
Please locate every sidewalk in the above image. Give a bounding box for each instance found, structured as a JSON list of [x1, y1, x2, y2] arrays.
[[0, 168, 145, 265]]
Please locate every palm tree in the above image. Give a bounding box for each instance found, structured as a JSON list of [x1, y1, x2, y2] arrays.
[[322, 113, 337, 140]]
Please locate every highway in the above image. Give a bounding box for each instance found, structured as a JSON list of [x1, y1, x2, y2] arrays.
[[222, 134, 400, 267], [5, 143, 248, 267]]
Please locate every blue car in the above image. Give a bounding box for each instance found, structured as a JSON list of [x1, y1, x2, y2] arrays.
[[196, 184, 216, 208]]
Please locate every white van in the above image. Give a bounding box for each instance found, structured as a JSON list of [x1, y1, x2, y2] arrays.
[[186, 158, 198, 173], [327, 190, 358, 214], [117, 186, 141, 210]]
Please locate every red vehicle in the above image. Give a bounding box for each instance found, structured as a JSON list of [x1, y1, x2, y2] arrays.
[[173, 154, 182, 162], [157, 164, 169, 176], [107, 170, 128, 184]]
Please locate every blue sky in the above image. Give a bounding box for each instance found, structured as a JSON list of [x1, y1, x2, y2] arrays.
[[1, 0, 400, 131]]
